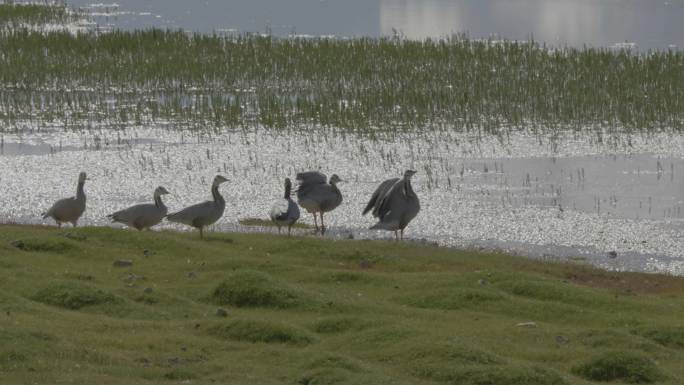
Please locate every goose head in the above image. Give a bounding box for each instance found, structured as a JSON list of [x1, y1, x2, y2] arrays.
[[154, 186, 171, 196], [212, 175, 229, 187]]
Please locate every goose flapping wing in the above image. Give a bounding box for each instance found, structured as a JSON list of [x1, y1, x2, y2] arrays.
[[363, 177, 399, 217]]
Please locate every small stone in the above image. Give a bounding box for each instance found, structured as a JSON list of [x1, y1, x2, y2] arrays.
[[478, 279, 489, 286], [143, 287, 153, 294], [216, 308, 228, 317], [187, 272, 197, 279], [555, 335, 570, 345], [516, 322, 537, 328], [113, 259, 133, 267], [359, 259, 373, 269], [180, 346, 187, 352], [607, 251, 618, 259], [143, 249, 152, 257]]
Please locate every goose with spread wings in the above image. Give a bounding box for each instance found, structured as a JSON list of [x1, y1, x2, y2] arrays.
[[363, 170, 420, 241]]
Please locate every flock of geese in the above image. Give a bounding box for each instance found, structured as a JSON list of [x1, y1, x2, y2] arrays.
[[41, 170, 421, 241]]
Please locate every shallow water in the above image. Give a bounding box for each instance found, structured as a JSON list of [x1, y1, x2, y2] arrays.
[[67, 0, 684, 50], [1, 124, 682, 275]]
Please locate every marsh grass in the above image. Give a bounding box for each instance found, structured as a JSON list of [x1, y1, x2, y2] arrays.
[[1, 225, 684, 384], [0, 3, 77, 27], [0, 26, 681, 134]]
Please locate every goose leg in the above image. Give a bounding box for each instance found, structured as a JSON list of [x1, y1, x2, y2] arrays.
[[400, 229, 404, 241], [394, 231, 399, 242], [71, 220, 78, 227], [199, 227, 204, 239], [287, 224, 292, 237], [57, 222, 62, 228], [312, 213, 319, 232], [320, 212, 325, 235], [277, 226, 282, 235]]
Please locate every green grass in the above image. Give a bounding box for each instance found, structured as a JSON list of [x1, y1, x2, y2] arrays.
[[1, 224, 684, 384]]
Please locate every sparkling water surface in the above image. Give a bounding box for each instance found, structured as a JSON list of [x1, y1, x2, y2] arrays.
[[1, 124, 682, 275]]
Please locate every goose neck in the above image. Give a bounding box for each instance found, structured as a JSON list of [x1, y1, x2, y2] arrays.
[[212, 184, 224, 205]]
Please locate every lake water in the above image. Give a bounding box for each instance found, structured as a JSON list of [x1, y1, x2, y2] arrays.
[[68, 0, 684, 50], [1, 125, 682, 275]]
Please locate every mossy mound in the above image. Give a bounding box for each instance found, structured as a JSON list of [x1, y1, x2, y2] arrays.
[[403, 288, 503, 310], [10, 238, 76, 253], [311, 317, 373, 334], [572, 351, 665, 383], [31, 282, 119, 310], [209, 270, 301, 308], [208, 319, 314, 345], [416, 365, 568, 385]]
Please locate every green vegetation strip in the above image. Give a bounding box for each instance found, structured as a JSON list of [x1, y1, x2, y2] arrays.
[[0, 27, 682, 133], [1, 224, 683, 384], [0, 3, 77, 27]]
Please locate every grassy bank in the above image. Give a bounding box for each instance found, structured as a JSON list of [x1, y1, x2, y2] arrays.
[[0, 3, 682, 133], [1, 224, 683, 384]]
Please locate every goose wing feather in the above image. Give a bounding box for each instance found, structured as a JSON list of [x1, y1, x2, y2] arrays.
[[295, 171, 327, 200], [375, 180, 406, 220], [44, 196, 83, 222], [109, 203, 166, 228], [167, 201, 217, 227], [363, 178, 399, 216]]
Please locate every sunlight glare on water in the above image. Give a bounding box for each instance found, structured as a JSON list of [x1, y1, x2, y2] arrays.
[[1, 125, 682, 275]]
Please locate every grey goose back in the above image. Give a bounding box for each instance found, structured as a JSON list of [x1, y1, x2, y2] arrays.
[[166, 175, 228, 238], [269, 178, 300, 236], [108, 186, 170, 231], [364, 170, 420, 241], [295, 171, 343, 234], [42, 172, 88, 227]]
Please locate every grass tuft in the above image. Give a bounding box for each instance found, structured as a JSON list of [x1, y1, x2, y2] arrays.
[[572, 351, 665, 383]]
